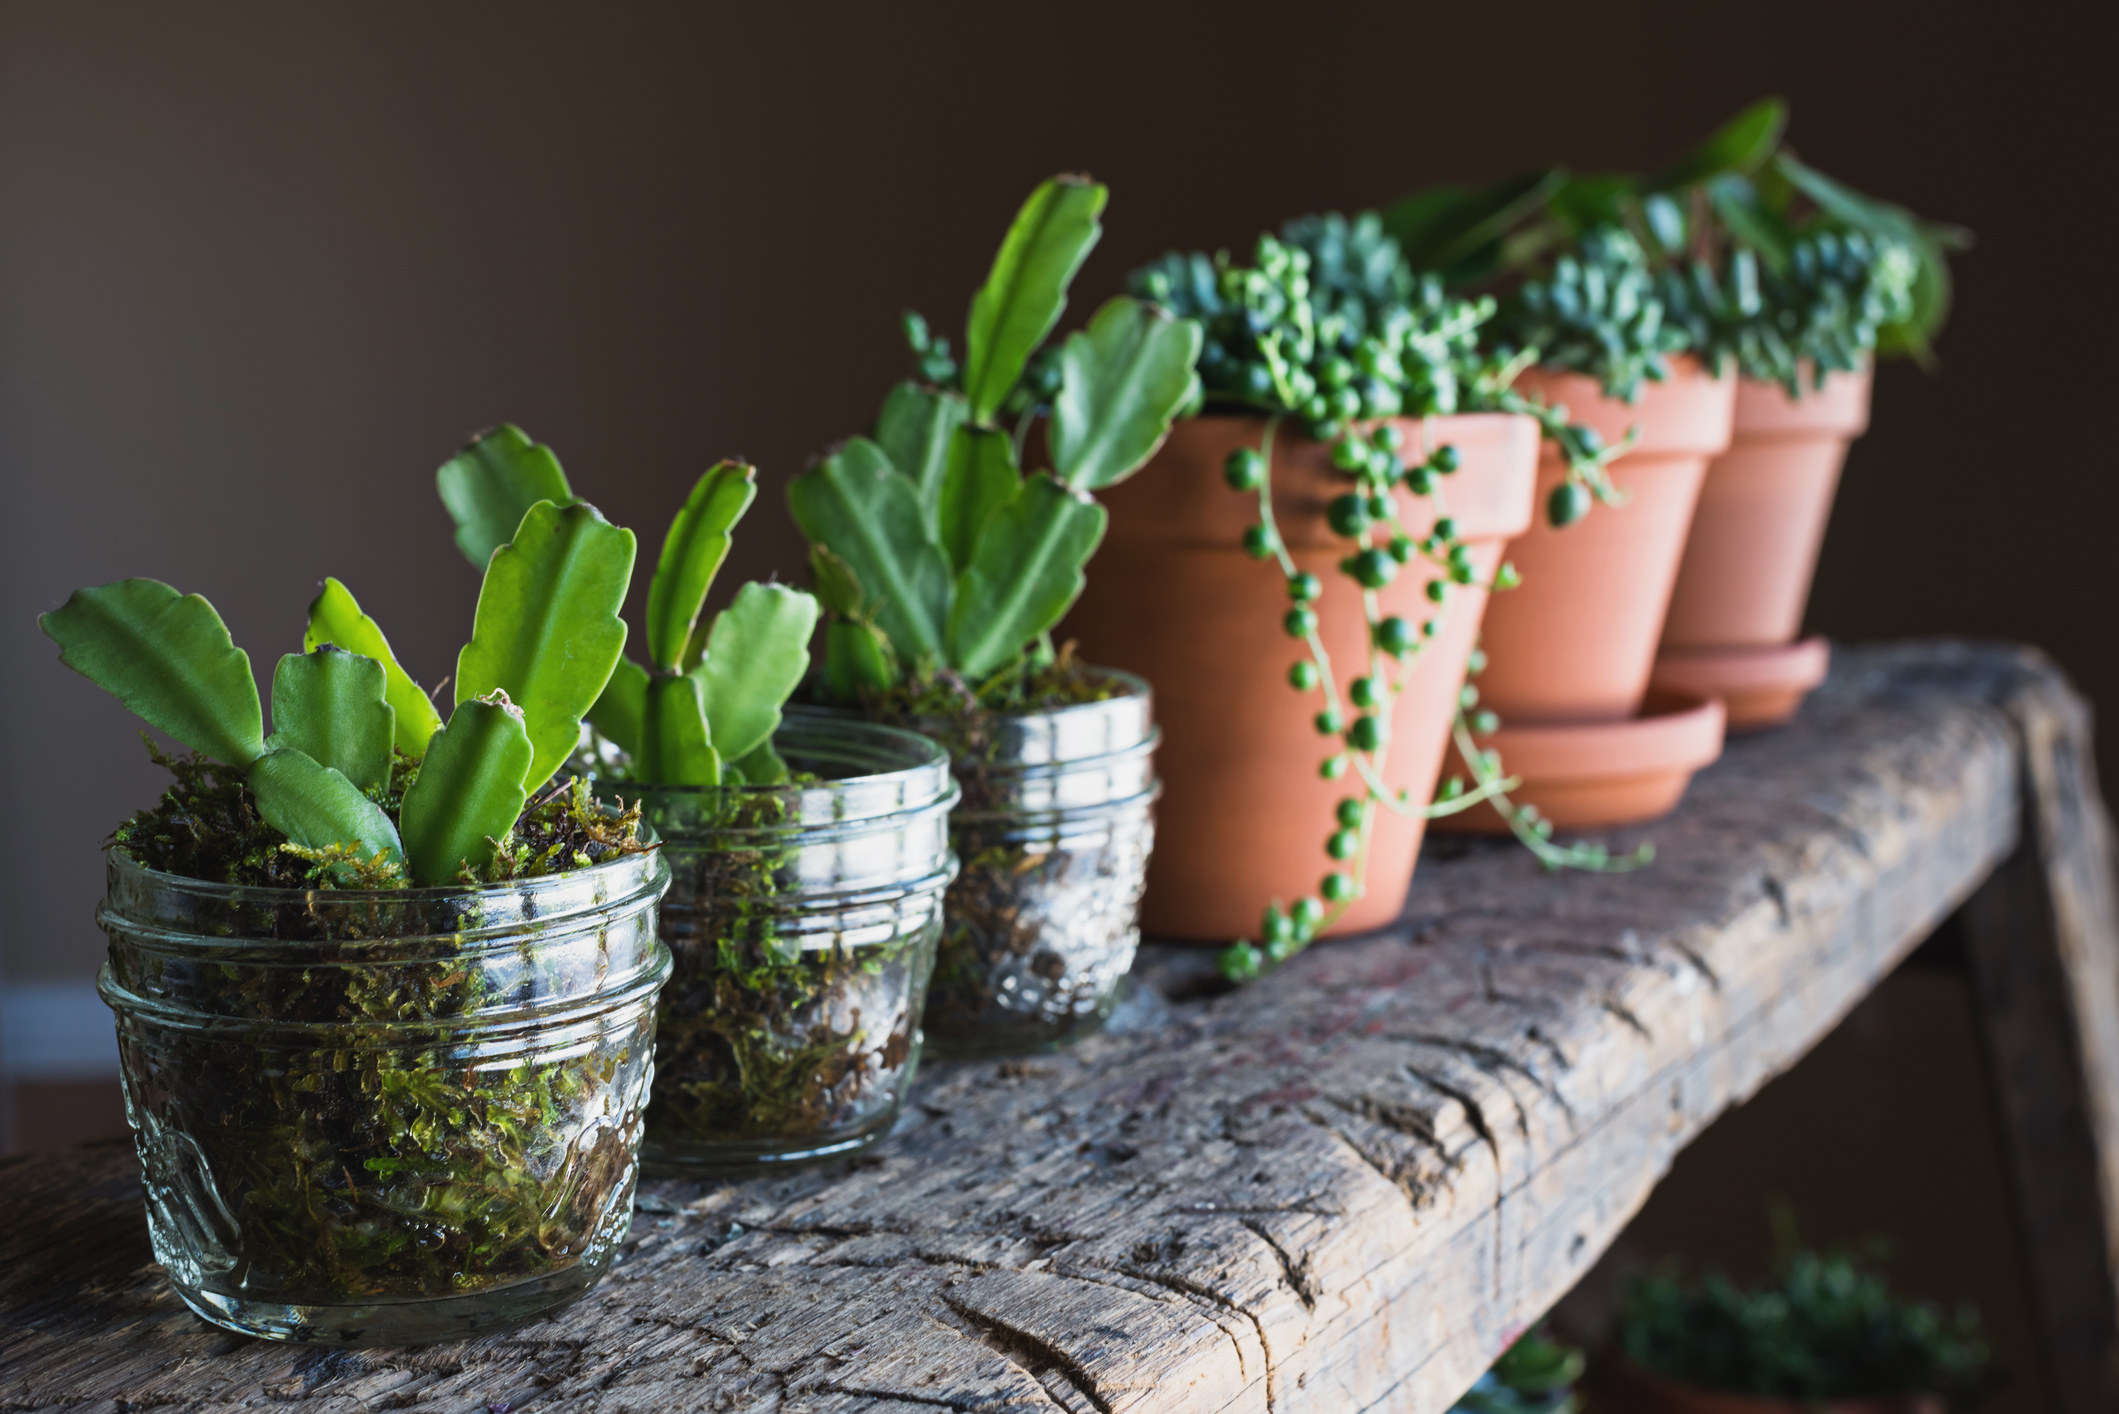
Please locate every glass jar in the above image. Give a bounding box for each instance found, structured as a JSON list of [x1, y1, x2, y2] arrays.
[[889, 670, 1160, 1057], [96, 846, 672, 1346], [622, 718, 957, 1173]]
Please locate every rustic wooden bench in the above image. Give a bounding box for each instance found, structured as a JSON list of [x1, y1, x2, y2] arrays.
[[6, 642, 2117, 1414]]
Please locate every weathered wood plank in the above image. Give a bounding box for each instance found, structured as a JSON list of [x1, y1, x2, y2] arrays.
[[1955, 643, 2119, 1414], [0, 643, 2100, 1414]]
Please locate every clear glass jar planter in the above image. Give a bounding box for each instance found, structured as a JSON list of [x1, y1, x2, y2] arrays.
[[889, 670, 1160, 1058], [95, 846, 672, 1347], [622, 718, 957, 1173]]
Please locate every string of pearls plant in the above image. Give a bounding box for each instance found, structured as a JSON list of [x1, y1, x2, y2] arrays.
[[1135, 214, 1645, 982]]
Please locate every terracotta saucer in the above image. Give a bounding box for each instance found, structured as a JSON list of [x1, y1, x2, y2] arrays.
[[1435, 689, 1727, 834], [1650, 636, 1829, 732]]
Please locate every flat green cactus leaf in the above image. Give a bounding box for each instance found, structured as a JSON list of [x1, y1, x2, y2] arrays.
[[691, 582, 817, 765], [435, 424, 575, 570], [304, 577, 444, 757], [963, 176, 1107, 425], [1049, 296, 1202, 491], [945, 473, 1106, 681], [936, 424, 1020, 574], [786, 437, 950, 662], [41, 578, 265, 767], [268, 649, 395, 792], [398, 695, 534, 884], [454, 499, 636, 794], [877, 382, 970, 537], [249, 746, 404, 875], [639, 673, 719, 786], [645, 461, 756, 673]]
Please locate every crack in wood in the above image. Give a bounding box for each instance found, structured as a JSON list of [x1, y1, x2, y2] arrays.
[[938, 1289, 1115, 1414], [1072, 1261, 1272, 1412], [1238, 1216, 1318, 1313]]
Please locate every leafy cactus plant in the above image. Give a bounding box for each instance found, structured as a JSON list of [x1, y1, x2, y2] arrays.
[[44, 468, 637, 887], [436, 427, 819, 786], [789, 174, 1202, 705]]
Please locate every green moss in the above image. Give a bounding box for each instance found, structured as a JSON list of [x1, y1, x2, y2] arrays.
[[641, 778, 931, 1153], [113, 738, 646, 889], [820, 641, 1117, 722], [107, 739, 656, 1313]]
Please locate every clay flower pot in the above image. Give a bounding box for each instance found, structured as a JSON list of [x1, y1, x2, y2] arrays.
[[1588, 1355, 1943, 1414], [1474, 358, 1739, 724], [1063, 412, 1538, 941], [1445, 689, 1726, 833], [1652, 367, 1872, 730]]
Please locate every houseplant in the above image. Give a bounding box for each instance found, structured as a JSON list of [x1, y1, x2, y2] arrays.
[[441, 434, 958, 1169], [1072, 212, 1540, 970], [1381, 180, 1736, 836], [1599, 1246, 1992, 1412], [45, 481, 671, 1345], [787, 175, 1195, 1055], [1641, 101, 1970, 726]]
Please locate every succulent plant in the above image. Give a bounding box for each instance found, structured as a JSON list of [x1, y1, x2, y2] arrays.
[[437, 428, 818, 787], [1619, 1242, 1992, 1405], [45, 440, 635, 886], [790, 175, 1202, 703]]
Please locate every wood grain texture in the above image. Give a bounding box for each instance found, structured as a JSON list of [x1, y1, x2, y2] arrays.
[[1956, 642, 2119, 1414], [1, 643, 2096, 1414]]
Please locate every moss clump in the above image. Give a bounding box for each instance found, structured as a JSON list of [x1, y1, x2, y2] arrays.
[[643, 784, 931, 1158], [820, 641, 1117, 726], [113, 738, 647, 890]]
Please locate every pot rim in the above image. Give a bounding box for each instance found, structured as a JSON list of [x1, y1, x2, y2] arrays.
[[102, 836, 669, 913], [610, 716, 959, 818]]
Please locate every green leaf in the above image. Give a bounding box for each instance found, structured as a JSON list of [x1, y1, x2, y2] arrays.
[[305, 578, 444, 758], [639, 673, 718, 786], [1547, 175, 1637, 235], [962, 176, 1108, 425], [586, 656, 648, 756], [1771, 153, 1969, 353], [1050, 297, 1202, 491], [824, 619, 898, 699], [691, 582, 817, 764], [936, 425, 1020, 573], [1706, 175, 1793, 271], [435, 424, 574, 570], [455, 499, 636, 794], [1645, 98, 1787, 192], [250, 747, 405, 874], [268, 649, 394, 791], [398, 695, 534, 884], [726, 740, 790, 786], [646, 461, 757, 673], [808, 543, 865, 618], [41, 579, 265, 766], [1384, 168, 1566, 280], [945, 473, 1107, 681], [786, 438, 950, 661], [877, 382, 970, 537]]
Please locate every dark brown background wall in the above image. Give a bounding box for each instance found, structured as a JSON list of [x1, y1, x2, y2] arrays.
[[1, 0, 2111, 990]]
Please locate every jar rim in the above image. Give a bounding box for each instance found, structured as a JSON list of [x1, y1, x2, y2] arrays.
[[609, 717, 957, 819], [105, 834, 667, 907]]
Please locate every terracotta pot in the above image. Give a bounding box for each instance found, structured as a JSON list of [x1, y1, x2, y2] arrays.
[[1444, 688, 1725, 832], [1661, 368, 1872, 651], [1474, 359, 1737, 725], [1063, 412, 1539, 941], [1650, 637, 1830, 734], [1586, 1354, 1944, 1414]]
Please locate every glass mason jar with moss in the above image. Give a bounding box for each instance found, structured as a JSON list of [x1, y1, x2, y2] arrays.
[[97, 845, 672, 1346], [881, 670, 1159, 1058], [621, 717, 958, 1173]]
